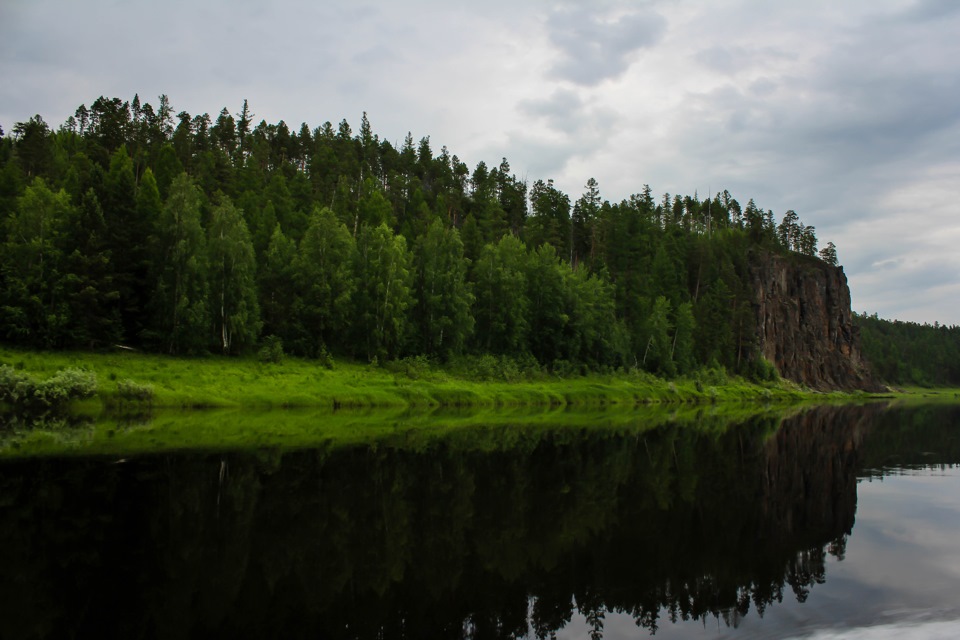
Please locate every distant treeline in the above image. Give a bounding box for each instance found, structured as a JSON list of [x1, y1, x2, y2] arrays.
[[856, 313, 960, 386], [0, 94, 836, 377]]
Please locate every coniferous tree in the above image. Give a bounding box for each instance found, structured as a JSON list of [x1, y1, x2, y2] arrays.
[[102, 146, 154, 342], [819, 241, 838, 266], [644, 296, 676, 376], [258, 224, 302, 352], [61, 188, 121, 348], [525, 243, 568, 364]]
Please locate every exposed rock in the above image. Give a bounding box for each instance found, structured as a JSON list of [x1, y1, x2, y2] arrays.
[[751, 253, 879, 391]]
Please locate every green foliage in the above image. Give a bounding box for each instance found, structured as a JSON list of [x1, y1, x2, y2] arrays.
[[115, 378, 155, 403], [413, 219, 474, 359], [257, 335, 284, 364], [146, 173, 209, 354], [1, 93, 866, 385], [258, 225, 302, 353], [385, 354, 433, 380], [296, 206, 357, 356], [207, 195, 261, 354], [745, 355, 780, 383], [352, 223, 413, 361], [0, 364, 97, 411], [856, 312, 960, 386], [0, 178, 72, 347], [0, 365, 32, 404], [449, 354, 542, 382], [472, 234, 529, 355]]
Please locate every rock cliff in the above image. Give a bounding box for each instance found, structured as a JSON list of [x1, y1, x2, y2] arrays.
[[751, 253, 879, 391]]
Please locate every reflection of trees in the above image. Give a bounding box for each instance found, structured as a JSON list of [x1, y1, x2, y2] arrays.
[[859, 403, 960, 473], [0, 404, 912, 639]]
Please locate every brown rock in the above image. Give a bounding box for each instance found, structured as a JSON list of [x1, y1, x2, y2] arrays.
[[751, 253, 879, 391]]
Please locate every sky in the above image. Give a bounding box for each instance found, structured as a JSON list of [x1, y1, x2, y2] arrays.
[[2, 0, 959, 325]]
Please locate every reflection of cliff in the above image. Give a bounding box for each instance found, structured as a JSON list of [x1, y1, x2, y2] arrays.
[[0, 406, 883, 639]]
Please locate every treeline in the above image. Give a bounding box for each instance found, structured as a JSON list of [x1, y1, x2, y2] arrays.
[[0, 95, 835, 376], [856, 313, 960, 386]]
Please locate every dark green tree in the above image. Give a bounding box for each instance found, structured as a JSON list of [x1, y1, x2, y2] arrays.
[[146, 173, 209, 354], [472, 234, 529, 355], [258, 224, 302, 353], [0, 178, 71, 346], [207, 195, 261, 354], [297, 206, 357, 355], [413, 219, 474, 358], [352, 223, 414, 360], [60, 188, 121, 348]]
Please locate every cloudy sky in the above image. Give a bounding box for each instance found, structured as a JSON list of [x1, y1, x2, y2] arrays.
[[2, 0, 959, 324]]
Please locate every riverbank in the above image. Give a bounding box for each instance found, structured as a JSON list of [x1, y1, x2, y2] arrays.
[[0, 346, 844, 413]]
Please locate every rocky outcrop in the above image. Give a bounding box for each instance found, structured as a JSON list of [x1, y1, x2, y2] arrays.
[[752, 253, 879, 391]]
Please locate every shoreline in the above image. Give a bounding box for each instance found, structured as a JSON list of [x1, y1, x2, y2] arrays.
[[0, 346, 867, 413]]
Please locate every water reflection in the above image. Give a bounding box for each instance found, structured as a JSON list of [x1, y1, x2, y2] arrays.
[[0, 403, 957, 638]]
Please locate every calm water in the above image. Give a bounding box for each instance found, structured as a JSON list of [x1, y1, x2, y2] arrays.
[[1, 403, 959, 639]]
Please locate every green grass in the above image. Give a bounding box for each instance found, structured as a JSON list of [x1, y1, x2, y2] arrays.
[[0, 345, 827, 412]]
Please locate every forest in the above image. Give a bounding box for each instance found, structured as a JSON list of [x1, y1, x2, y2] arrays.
[[856, 313, 960, 386], [0, 94, 853, 380]]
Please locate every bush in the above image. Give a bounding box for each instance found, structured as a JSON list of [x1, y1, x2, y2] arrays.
[[746, 356, 779, 383], [386, 355, 431, 380], [448, 354, 542, 382], [33, 368, 98, 408], [0, 365, 33, 404], [317, 344, 335, 370], [116, 379, 155, 403], [1, 366, 98, 411], [695, 365, 729, 387], [258, 335, 284, 364]]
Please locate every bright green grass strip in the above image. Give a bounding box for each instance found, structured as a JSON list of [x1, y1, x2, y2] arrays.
[[0, 345, 875, 413]]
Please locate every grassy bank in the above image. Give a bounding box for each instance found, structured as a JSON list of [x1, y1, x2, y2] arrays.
[[0, 345, 835, 413]]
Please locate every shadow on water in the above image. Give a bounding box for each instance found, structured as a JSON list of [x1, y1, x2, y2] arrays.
[[0, 402, 958, 638]]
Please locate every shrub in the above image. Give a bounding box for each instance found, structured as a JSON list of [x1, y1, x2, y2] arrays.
[[317, 344, 335, 370], [696, 365, 729, 387], [0, 365, 98, 411], [116, 379, 155, 403], [746, 356, 779, 383], [0, 365, 33, 404], [33, 368, 98, 408], [386, 355, 431, 380], [258, 335, 284, 364]]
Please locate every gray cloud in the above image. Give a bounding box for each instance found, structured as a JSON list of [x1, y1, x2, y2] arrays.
[[2, 1, 959, 325], [546, 5, 666, 85]]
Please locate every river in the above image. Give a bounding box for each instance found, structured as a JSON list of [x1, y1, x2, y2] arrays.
[[1, 402, 959, 638]]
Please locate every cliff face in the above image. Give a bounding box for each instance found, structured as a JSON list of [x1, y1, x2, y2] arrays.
[[751, 253, 878, 391]]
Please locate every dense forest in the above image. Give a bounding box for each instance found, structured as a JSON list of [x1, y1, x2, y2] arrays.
[[856, 313, 960, 386], [1, 94, 838, 378]]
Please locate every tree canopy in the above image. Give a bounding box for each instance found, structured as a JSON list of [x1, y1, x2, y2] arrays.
[[1, 94, 849, 379]]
